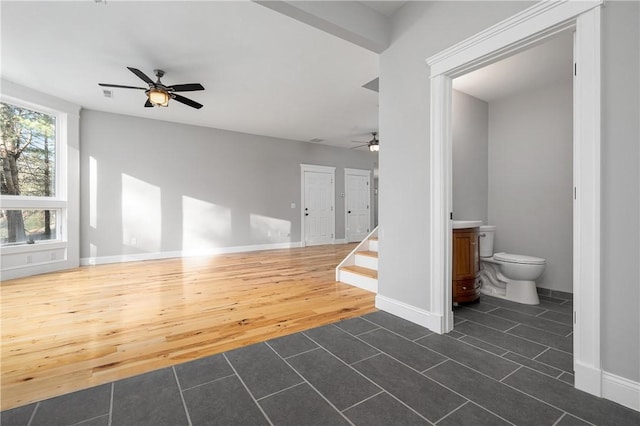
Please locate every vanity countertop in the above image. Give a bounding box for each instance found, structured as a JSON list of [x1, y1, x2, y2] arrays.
[[452, 220, 482, 229]]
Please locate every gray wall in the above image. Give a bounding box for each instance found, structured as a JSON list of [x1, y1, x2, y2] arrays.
[[379, 0, 530, 321], [488, 81, 573, 293], [380, 0, 639, 383], [452, 89, 488, 224], [79, 110, 376, 259], [601, 1, 640, 383]]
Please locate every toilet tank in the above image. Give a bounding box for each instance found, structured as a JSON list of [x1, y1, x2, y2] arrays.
[[479, 225, 496, 258]]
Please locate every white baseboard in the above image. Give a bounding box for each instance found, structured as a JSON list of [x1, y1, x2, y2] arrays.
[[80, 242, 304, 266], [602, 371, 640, 412], [575, 360, 603, 397], [334, 238, 347, 244], [574, 361, 640, 412], [375, 295, 442, 333]]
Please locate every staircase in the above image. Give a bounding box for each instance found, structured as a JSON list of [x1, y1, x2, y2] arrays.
[[336, 228, 378, 293]]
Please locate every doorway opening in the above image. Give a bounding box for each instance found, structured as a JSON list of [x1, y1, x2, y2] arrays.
[[426, 1, 602, 397]]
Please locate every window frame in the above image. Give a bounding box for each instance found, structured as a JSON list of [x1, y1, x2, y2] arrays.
[[0, 95, 68, 253]]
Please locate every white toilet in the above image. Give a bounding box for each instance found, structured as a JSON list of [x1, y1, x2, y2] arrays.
[[478, 225, 546, 305]]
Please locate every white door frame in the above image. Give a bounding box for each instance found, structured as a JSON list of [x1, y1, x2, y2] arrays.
[[344, 168, 372, 242], [300, 164, 336, 247], [426, 1, 602, 397]]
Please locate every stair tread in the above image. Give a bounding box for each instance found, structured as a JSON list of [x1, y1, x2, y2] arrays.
[[356, 250, 378, 258], [341, 265, 378, 279]]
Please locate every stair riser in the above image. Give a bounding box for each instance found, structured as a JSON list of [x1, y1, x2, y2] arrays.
[[338, 270, 378, 293], [355, 254, 378, 270], [369, 240, 378, 252]]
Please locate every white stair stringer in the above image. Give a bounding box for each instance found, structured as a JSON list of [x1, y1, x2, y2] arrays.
[[336, 227, 378, 293]]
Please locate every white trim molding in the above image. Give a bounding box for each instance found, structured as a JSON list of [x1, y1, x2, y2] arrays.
[[375, 294, 442, 332], [602, 371, 640, 412], [425, 0, 604, 400], [80, 241, 304, 266], [0, 80, 81, 280]]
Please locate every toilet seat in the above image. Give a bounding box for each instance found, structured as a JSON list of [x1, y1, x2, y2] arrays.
[[494, 252, 546, 265]]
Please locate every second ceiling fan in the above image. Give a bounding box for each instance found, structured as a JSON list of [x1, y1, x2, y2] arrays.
[[351, 132, 379, 152], [99, 67, 205, 109]]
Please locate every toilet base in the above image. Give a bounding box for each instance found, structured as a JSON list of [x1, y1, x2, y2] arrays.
[[505, 280, 540, 305], [480, 280, 540, 305]]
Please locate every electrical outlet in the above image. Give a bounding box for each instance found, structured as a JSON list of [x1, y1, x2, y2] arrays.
[[26, 255, 32, 264], [51, 252, 57, 260]]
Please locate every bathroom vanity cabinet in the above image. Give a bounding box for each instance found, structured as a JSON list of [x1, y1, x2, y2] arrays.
[[452, 227, 481, 303]]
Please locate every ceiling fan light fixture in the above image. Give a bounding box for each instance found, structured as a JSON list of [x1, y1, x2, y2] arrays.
[[369, 143, 379, 152], [148, 88, 169, 107]]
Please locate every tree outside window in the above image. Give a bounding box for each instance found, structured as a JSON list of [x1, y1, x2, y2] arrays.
[[1, 102, 58, 245]]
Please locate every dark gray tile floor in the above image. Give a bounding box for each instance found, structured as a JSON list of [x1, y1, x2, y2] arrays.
[[2, 295, 639, 426]]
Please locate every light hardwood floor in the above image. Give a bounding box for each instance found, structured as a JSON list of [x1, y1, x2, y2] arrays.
[[0, 244, 376, 411]]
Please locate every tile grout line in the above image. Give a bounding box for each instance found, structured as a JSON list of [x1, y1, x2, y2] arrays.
[[500, 352, 566, 380], [283, 346, 321, 360], [499, 365, 523, 383], [486, 321, 574, 357], [222, 352, 275, 426], [552, 412, 568, 426], [432, 400, 470, 425], [26, 402, 39, 426], [179, 373, 237, 392], [255, 381, 306, 402], [488, 364, 596, 426], [339, 390, 384, 413], [263, 341, 356, 426], [172, 366, 193, 426], [108, 382, 114, 426], [532, 346, 552, 361], [483, 308, 574, 333], [70, 414, 110, 426], [303, 323, 514, 425], [348, 351, 383, 367]]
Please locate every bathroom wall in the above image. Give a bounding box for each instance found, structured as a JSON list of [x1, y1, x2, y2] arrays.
[[488, 81, 573, 293], [452, 90, 489, 224]]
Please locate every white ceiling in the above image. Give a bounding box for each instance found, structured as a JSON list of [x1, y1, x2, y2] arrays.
[[453, 31, 574, 102], [360, 1, 407, 17], [1, 1, 380, 149]]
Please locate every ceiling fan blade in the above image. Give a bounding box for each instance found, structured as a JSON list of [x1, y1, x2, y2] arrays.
[[98, 83, 147, 90], [144, 99, 153, 108], [169, 83, 205, 92], [127, 67, 154, 85], [173, 94, 203, 109], [350, 144, 368, 150]]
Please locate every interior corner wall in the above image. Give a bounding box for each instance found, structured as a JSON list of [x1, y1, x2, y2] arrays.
[[79, 109, 376, 262], [487, 81, 573, 293], [600, 0, 640, 383], [378, 0, 532, 311], [452, 90, 488, 224]]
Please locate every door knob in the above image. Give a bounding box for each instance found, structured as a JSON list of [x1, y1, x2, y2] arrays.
[[348, 210, 351, 214], [305, 213, 309, 216]]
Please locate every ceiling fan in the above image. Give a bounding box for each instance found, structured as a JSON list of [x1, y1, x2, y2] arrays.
[[98, 67, 205, 109], [351, 132, 379, 152]]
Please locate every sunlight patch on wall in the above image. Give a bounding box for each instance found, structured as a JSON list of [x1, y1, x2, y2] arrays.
[[89, 156, 97, 229], [121, 174, 161, 252], [250, 213, 291, 243], [182, 196, 231, 252]]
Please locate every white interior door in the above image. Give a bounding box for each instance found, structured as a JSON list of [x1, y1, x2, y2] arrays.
[[345, 169, 371, 242], [302, 165, 335, 246]]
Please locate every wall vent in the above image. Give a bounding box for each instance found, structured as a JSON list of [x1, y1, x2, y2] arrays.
[[102, 89, 113, 98]]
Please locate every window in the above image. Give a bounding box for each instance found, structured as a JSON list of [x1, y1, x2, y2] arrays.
[[1, 101, 64, 247]]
